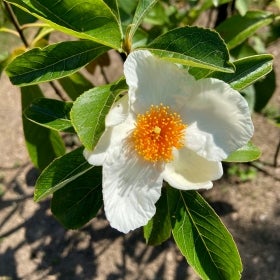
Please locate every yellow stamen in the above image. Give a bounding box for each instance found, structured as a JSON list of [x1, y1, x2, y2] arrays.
[[132, 104, 187, 163]]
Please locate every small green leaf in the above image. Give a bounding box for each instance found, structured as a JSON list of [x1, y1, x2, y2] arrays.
[[21, 86, 65, 170], [144, 187, 171, 245], [51, 166, 103, 229], [6, 40, 109, 86], [168, 188, 242, 280], [6, 0, 122, 49], [128, 0, 159, 42], [147, 26, 234, 73], [58, 72, 93, 101], [216, 11, 274, 50], [24, 98, 74, 133], [212, 54, 273, 91], [34, 147, 93, 202], [224, 142, 261, 162], [71, 78, 128, 150]]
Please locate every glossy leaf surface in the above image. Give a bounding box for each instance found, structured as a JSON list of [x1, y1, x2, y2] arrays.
[[71, 78, 128, 150], [6, 0, 122, 48], [24, 98, 74, 133], [6, 40, 109, 85], [21, 85, 65, 170], [144, 187, 171, 245], [147, 26, 234, 73], [216, 11, 273, 50], [34, 147, 93, 202], [212, 54, 273, 90], [224, 142, 261, 163], [168, 188, 242, 280], [51, 166, 103, 229]]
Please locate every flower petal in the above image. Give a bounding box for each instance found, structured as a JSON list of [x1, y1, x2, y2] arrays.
[[179, 78, 254, 161], [163, 147, 223, 190], [103, 144, 164, 233], [105, 94, 129, 127], [124, 50, 194, 114], [84, 114, 134, 166]]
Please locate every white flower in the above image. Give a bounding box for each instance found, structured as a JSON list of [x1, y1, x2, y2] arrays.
[[84, 50, 254, 233]]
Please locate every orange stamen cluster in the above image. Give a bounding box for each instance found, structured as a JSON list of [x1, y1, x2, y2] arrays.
[[132, 104, 187, 163]]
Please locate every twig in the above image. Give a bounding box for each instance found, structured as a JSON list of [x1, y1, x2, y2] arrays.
[[274, 138, 280, 167], [4, 1, 28, 47], [100, 66, 110, 84]]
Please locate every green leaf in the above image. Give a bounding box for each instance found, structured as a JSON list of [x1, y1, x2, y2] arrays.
[[144, 187, 171, 245], [147, 26, 234, 73], [224, 142, 261, 162], [235, 0, 249, 16], [71, 78, 128, 150], [6, 40, 109, 86], [167, 188, 242, 280], [34, 147, 93, 202], [212, 54, 273, 91], [216, 11, 274, 50], [58, 72, 93, 101], [254, 69, 276, 112], [51, 166, 103, 229], [6, 0, 122, 49], [24, 98, 74, 133], [21, 86, 65, 170], [128, 0, 159, 42]]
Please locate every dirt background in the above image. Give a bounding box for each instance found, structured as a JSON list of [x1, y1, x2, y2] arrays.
[[0, 33, 280, 280]]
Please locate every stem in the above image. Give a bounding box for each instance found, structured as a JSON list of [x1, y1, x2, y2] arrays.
[[4, 1, 65, 100], [49, 81, 66, 101], [274, 137, 280, 167], [4, 1, 29, 48], [100, 66, 110, 84]]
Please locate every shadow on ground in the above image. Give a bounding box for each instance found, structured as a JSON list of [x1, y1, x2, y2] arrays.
[[1, 165, 280, 280]]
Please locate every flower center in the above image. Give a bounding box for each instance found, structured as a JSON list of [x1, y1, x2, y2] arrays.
[[132, 104, 187, 163]]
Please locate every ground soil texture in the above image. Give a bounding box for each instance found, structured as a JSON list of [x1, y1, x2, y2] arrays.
[[0, 42, 280, 280]]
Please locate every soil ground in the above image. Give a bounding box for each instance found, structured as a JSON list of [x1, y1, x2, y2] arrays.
[[0, 39, 280, 280]]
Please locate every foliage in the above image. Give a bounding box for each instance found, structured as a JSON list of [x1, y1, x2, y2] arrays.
[[1, 0, 279, 279]]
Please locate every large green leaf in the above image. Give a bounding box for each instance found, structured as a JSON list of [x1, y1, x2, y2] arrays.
[[6, 40, 109, 86], [24, 98, 74, 133], [168, 188, 242, 280], [147, 26, 234, 73], [211, 54, 273, 91], [58, 72, 93, 101], [224, 142, 261, 162], [51, 166, 103, 229], [144, 187, 171, 245], [21, 86, 65, 170], [127, 0, 158, 47], [6, 0, 122, 49], [71, 78, 128, 150], [34, 147, 93, 202], [216, 11, 274, 50]]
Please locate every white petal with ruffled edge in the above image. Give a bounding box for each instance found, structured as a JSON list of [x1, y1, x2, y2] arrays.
[[84, 112, 135, 166], [124, 50, 195, 114], [178, 78, 254, 161], [103, 144, 164, 233], [163, 147, 223, 190]]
